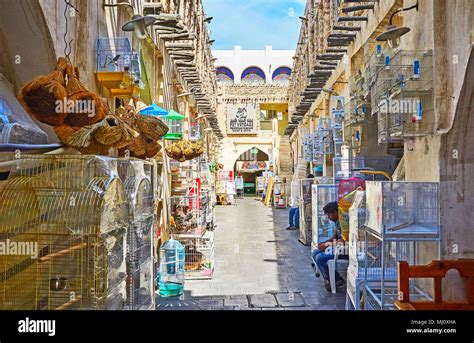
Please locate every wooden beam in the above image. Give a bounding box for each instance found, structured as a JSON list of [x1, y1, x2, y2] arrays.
[[328, 33, 357, 39], [342, 4, 375, 12], [337, 16, 369, 22], [333, 25, 361, 31], [316, 54, 344, 60], [165, 42, 194, 49], [326, 48, 347, 53], [159, 33, 192, 40]]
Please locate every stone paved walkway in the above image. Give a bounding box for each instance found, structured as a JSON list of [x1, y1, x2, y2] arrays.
[[156, 197, 346, 310]]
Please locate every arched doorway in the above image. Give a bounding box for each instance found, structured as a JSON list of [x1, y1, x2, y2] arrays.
[[233, 147, 269, 195]]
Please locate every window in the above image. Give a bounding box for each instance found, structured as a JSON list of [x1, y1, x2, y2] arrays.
[[272, 67, 292, 84], [241, 67, 266, 84], [216, 67, 234, 84]]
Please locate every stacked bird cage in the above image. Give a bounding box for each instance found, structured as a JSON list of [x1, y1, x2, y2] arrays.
[[117, 159, 155, 310], [363, 181, 441, 310], [333, 157, 365, 183], [346, 190, 367, 310], [312, 131, 324, 165], [311, 184, 338, 251], [303, 134, 314, 162], [0, 155, 128, 310], [170, 195, 206, 237], [365, 49, 387, 116], [180, 231, 214, 280], [372, 50, 434, 143]]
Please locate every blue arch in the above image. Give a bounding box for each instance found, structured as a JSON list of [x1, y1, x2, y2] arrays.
[[216, 66, 234, 83], [241, 66, 266, 83], [272, 66, 292, 81]]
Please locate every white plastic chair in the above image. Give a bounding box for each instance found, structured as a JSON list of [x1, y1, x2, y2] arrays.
[[327, 244, 350, 294]]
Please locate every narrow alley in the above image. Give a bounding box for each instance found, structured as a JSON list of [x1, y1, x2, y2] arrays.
[[157, 198, 345, 310]]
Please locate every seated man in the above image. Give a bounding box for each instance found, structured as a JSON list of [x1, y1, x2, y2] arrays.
[[311, 201, 348, 292]]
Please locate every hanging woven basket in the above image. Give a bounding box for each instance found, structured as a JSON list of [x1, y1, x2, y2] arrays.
[[17, 57, 68, 126], [63, 65, 108, 127]]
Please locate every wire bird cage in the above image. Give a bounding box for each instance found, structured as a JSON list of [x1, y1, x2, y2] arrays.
[[365, 50, 387, 116], [364, 181, 440, 237], [312, 131, 324, 164], [96, 37, 141, 83], [179, 231, 214, 280], [363, 230, 438, 310], [333, 156, 396, 183], [346, 190, 366, 309], [170, 195, 207, 237], [0, 155, 129, 310], [372, 50, 434, 143], [303, 134, 314, 162], [321, 129, 334, 155], [299, 178, 319, 245], [117, 159, 155, 310], [362, 181, 441, 310], [311, 184, 338, 251]]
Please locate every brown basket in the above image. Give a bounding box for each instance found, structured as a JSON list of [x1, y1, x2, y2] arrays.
[[143, 138, 162, 159], [76, 137, 110, 156], [17, 57, 68, 126], [63, 65, 107, 127], [54, 125, 77, 146], [123, 136, 146, 157], [135, 115, 169, 141]]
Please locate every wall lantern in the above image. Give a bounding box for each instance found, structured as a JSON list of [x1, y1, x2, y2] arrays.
[[376, 0, 418, 49], [103, 1, 157, 40], [122, 14, 157, 40]]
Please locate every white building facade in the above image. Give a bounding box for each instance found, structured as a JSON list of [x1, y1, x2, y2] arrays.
[[213, 46, 294, 84]]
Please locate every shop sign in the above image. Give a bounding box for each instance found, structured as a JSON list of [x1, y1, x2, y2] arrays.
[[227, 104, 257, 134]]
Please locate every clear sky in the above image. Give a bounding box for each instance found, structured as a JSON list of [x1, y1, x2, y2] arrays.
[[203, 0, 305, 51]]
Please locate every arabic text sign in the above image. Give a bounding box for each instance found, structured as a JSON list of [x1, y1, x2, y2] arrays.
[[227, 104, 257, 134]]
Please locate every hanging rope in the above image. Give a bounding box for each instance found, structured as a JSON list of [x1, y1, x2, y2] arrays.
[[63, 0, 79, 61]]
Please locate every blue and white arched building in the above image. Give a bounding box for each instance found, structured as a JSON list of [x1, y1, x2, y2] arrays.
[[213, 46, 293, 84]]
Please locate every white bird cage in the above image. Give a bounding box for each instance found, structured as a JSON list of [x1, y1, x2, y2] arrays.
[[170, 195, 206, 237], [364, 181, 440, 237], [311, 184, 338, 251], [373, 50, 434, 143], [117, 159, 155, 310], [179, 231, 215, 280], [346, 190, 367, 310], [362, 181, 441, 310], [363, 230, 439, 310], [96, 37, 141, 82]]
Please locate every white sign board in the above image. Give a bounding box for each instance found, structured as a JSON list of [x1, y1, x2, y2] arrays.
[[226, 104, 257, 134]]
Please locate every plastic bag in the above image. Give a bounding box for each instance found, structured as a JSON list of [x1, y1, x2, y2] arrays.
[[0, 75, 48, 145]]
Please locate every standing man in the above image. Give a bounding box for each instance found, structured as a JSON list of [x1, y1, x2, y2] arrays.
[[311, 201, 347, 292], [286, 174, 314, 231]]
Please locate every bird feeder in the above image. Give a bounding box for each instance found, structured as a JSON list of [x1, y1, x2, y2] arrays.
[[161, 110, 185, 140]]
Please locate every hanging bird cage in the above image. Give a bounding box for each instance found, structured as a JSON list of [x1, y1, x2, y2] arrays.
[[0, 155, 128, 310], [160, 110, 185, 140], [117, 159, 155, 310], [96, 37, 141, 96]]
